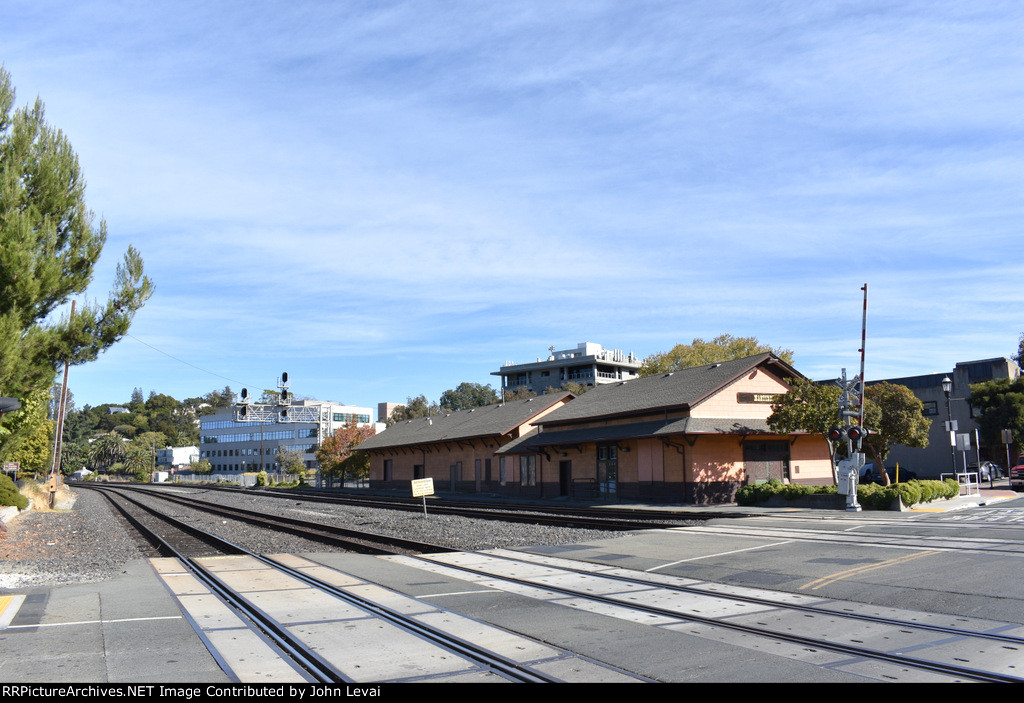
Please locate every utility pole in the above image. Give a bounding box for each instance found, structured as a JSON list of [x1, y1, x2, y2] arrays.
[[49, 301, 75, 507]]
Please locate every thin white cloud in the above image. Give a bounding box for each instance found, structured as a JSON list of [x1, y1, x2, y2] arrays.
[[3, 1, 1022, 409]]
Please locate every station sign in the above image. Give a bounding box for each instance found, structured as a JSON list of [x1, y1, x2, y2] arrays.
[[411, 478, 434, 497]]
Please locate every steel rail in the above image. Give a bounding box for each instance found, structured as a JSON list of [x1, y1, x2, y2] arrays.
[[86, 485, 569, 683], [483, 550, 1024, 648], [136, 482, 703, 529], [96, 483, 456, 555], [91, 487, 346, 683], [412, 553, 1024, 683]]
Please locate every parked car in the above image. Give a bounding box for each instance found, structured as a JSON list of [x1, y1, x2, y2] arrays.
[[1009, 463, 1024, 492], [859, 464, 918, 485], [968, 461, 1004, 481]]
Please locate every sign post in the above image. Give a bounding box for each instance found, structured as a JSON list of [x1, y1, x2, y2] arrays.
[[411, 478, 434, 518]]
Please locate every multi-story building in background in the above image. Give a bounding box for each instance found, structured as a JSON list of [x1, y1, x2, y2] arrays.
[[155, 445, 198, 471], [869, 357, 1020, 478], [492, 342, 641, 396], [198, 400, 374, 480]]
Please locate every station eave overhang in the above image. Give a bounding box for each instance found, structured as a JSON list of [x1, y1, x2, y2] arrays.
[[497, 418, 794, 455]]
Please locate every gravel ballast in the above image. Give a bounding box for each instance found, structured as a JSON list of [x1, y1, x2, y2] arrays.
[[0, 488, 141, 590], [0, 484, 638, 589]]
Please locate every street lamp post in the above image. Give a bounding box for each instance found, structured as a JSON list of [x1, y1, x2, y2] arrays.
[[942, 376, 956, 473]]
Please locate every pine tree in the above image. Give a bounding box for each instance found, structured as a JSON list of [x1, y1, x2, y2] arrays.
[[0, 66, 152, 447]]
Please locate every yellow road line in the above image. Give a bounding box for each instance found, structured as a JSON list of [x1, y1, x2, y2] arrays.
[[799, 551, 940, 591]]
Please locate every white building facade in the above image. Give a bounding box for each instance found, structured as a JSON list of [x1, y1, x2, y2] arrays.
[[155, 445, 199, 470], [199, 400, 374, 479], [492, 342, 641, 396]]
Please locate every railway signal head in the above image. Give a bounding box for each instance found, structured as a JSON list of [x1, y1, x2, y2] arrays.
[[828, 426, 848, 443], [847, 426, 871, 441]]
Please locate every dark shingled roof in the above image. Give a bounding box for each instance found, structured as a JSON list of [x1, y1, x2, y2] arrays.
[[536, 353, 801, 426], [358, 392, 572, 451]]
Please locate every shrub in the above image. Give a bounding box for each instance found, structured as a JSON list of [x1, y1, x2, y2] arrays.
[[738, 476, 960, 510], [0, 474, 29, 511], [736, 479, 838, 505]]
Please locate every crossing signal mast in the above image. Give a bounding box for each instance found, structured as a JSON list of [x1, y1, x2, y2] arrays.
[[833, 285, 870, 512]]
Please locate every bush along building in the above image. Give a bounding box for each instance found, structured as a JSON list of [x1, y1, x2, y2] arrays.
[[365, 354, 833, 504]]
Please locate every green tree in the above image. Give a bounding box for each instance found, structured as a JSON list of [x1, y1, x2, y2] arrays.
[[439, 382, 500, 412], [502, 386, 537, 402], [0, 66, 152, 449], [59, 440, 88, 476], [639, 334, 794, 376], [276, 447, 307, 475], [386, 395, 441, 425], [768, 378, 843, 479], [89, 433, 127, 472], [768, 380, 929, 486], [543, 381, 591, 396], [189, 458, 213, 475], [315, 424, 376, 487], [0, 389, 54, 475], [969, 376, 1024, 463], [861, 382, 931, 484], [122, 444, 152, 479]]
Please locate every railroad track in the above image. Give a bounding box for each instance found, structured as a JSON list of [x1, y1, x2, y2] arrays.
[[76, 484, 1023, 682], [84, 483, 455, 555], [395, 549, 1024, 683], [87, 485, 646, 683], [137, 482, 705, 530]]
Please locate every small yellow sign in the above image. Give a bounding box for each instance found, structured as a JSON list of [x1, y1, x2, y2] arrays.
[[411, 478, 434, 497]]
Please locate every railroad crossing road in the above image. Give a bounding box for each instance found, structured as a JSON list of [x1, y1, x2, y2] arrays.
[[3, 506, 1022, 684]]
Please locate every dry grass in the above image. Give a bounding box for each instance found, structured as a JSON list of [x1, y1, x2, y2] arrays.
[[17, 479, 77, 512]]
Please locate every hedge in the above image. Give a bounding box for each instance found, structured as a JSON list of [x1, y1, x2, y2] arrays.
[[0, 473, 29, 511], [736, 477, 961, 509]]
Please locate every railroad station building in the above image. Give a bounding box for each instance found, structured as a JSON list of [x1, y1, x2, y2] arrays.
[[359, 392, 573, 494], [365, 354, 833, 504]]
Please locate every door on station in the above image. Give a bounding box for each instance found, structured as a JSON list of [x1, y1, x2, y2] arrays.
[[742, 441, 791, 482], [597, 445, 618, 497], [559, 460, 572, 496]]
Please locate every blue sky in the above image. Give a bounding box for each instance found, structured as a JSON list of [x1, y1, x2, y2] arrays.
[[3, 1, 1022, 416]]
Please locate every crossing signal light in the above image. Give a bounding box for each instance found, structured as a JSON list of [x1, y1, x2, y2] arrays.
[[828, 427, 847, 442], [847, 426, 870, 441]]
